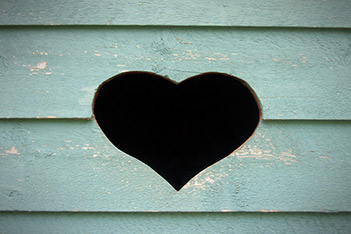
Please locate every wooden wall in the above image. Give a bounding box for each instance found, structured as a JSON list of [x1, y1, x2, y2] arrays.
[[1, 1, 351, 233]]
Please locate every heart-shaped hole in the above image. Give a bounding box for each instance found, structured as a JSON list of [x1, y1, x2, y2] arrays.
[[93, 72, 261, 190]]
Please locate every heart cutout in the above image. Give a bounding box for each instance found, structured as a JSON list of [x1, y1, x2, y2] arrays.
[[93, 72, 261, 190]]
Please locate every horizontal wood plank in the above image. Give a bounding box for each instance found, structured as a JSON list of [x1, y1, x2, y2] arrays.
[[1, 120, 350, 212], [1, 0, 351, 28], [1, 212, 351, 234], [0, 27, 350, 119]]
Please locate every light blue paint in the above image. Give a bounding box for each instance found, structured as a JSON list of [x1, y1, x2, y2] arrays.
[[1, 2, 351, 231], [0, 27, 350, 119], [1, 120, 350, 212], [1, 212, 351, 234], [0, 0, 351, 28]]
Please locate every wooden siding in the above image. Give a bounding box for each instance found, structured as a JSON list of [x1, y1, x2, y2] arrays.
[[1, 1, 351, 233], [1, 120, 350, 212], [0, 27, 350, 120], [1, 0, 351, 28], [1, 212, 351, 234]]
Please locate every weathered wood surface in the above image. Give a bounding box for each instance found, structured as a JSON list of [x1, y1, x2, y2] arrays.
[[1, 27, 350, 120], [1, 212, 351, 234], [1, 120, 350, 212], [1, 0, 351, 28]]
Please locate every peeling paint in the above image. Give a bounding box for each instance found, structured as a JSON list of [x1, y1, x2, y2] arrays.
[[35, 61, 47, 69], [232, 145, 298, 165], [82, 146, 94, 150], [5, 146, 20, 155], [183, 171, 228, 191], [319, 156, 330, 159], [184, 50, 200, 60]]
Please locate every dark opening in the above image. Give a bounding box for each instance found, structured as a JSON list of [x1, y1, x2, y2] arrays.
[[93, 71, 261, 190]]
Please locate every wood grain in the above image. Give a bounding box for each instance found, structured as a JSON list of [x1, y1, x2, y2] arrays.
[[0, 27, 350, 119], [1, 212, 351, 234], [1, 0, 351, 28], [1, 120, 350, 212]]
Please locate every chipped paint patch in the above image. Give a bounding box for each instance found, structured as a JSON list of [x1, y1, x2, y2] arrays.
[[5, 147, 20, 155], [183, 170, 229, 191], [32, 50, 50, 56], [206, 57, 216, 61], [82, 146, 94, 150], [233, 144, 298, 165], [176, 38, 193, 45], [280, 150, 298, 163], [233, 145, 274, 159], [27, 61, 53, 76], [184, 50, 200, 60], [35, 61, 47, 69]]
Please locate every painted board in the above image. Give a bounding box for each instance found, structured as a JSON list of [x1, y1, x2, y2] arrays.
[[1, 0, 351, 28], [1, 212, 351, 234], [1, 27, 350, 120], [1, 120, 350, 212]]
